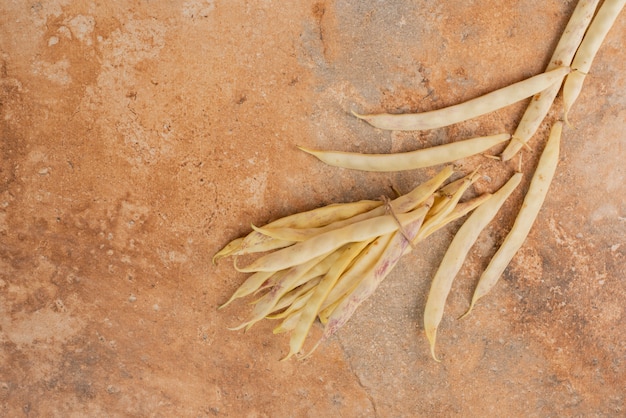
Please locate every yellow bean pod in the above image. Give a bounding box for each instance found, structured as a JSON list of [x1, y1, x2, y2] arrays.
[[465, 121, 563, 316], [314, 211, 428, 353], [353, 67, 570, 131], [283, 240, 372, 360], [501, 0, 601, 161], [562, 0, 625, 124], [424, 173, 522, 360], [237, 206, 431, 273], [299, 134, 510, 172]]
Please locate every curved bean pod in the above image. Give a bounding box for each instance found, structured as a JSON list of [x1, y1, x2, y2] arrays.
[[231, 253, 332, 331], [423, 173, 522, 360], [353, 66, 570, 131], [213, 200, 382, 262], [319, 233, 396, 323], [562, 0, 625, 124], [237, 206, 430, 273], [283, 240, 371, 360], [251, 166, 452, 242], [501, 0, 600, 161], [464, 122, 562, 316], [219, 270, 278, 309], [417, 193, 493, 245], [313, 211, 427, 353], [265, 276, 322, 319], [299, 134, 510, 172]]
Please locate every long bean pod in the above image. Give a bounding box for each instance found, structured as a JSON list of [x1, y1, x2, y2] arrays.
[[464, 122, 563, 316], [353, 67, 570, 131], [501, 0, 601, 161]]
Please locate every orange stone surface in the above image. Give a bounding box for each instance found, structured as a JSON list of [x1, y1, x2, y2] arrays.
[[1, 1, 624, 416]]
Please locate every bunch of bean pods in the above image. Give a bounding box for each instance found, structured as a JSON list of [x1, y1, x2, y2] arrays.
[[215, 0, 624, 360]]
